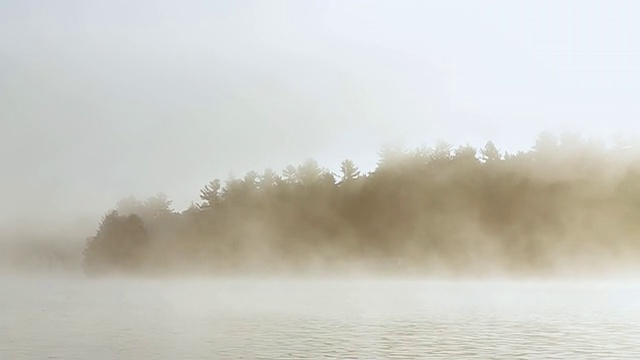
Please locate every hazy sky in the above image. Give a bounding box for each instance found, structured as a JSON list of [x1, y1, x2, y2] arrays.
[[1, 0, 639, 230]]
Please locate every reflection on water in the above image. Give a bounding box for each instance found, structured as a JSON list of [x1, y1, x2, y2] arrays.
[[1, 278, 639, 359]]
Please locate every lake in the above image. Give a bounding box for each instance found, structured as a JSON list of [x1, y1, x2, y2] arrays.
[[1, 277, 639, 359]]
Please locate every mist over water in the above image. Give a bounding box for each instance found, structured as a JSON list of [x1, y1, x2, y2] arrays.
[[4, 1, 640, 358], [2, 278, 640, 359], [3, 1, 640, 279], [7, 145, 640, 358], [5, 136, 640, 357], [4, 134, 640, 278]]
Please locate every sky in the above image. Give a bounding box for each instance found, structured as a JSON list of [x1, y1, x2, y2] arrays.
[[1, 0, 640, 231]]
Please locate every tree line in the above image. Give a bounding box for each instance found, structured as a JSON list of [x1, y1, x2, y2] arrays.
[[82, 132, 640, 276]]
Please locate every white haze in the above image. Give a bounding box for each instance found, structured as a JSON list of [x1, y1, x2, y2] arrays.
[[1, 0, 640, 234]]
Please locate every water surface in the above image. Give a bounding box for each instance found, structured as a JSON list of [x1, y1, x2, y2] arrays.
[[1, 277, 639, 359]]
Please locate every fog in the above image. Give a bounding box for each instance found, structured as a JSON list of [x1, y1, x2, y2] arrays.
[[4, 134, 640, 278], [6, 4, 640, 359], [2, 1, 640, 278]]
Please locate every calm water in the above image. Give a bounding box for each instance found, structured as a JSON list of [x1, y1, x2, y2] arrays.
[[1, 277, 640, 359]]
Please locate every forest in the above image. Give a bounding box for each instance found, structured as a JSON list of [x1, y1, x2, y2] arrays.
[[82, 132, 640, 277]]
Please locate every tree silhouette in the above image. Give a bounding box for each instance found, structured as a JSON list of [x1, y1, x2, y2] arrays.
[[81, 134, 640, 276], [533, 131, 559, 161], [144, 193, 173, 219], [480, 141, 501, 163], [377, 142, 405, 169], [83, 211, 149, 275], [297, 159, 323, 186], [339, 159, 361, 184], [282, 165, 298, 184], [199, 179, 221, 210]]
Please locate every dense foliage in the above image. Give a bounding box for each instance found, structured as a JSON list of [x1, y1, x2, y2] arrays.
[[82, 133, 640, 276]]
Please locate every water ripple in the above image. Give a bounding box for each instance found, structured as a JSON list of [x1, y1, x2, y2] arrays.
[[1, 279, 640, 359]]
